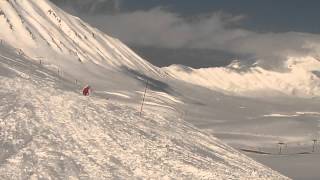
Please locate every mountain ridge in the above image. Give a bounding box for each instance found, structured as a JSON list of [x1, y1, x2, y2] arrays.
[[0, 0, 162, 76]]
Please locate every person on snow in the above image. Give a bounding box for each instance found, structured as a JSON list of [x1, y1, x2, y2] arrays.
[[82, 85, 91, 96]]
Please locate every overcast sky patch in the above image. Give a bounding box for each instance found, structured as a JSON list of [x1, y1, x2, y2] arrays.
[[50, 0, 320, 68]]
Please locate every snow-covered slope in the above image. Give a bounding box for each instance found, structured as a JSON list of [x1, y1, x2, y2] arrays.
[[0, 43, 288, 179], [0, 0, 162, 76], [3, 0, 319, 99], [164, 57, 320, 97], [0, 0, 298, 178]]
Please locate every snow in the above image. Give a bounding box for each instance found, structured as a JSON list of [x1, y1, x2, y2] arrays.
[[263, 111, 320, 117], [0, 0, 164, 78], [0, 45, 288, 179], [296, 111, 320, 115], [263, 114, 299, 118], [97, 91, 131, 99], [2, 0, 320, 99], [3, 0, 318, 179]]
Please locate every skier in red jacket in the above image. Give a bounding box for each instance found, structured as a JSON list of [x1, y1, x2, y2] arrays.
[[82, 85, 91, 96]]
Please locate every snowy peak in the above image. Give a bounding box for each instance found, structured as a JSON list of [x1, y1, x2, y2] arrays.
[[0, 0, 161, 75]]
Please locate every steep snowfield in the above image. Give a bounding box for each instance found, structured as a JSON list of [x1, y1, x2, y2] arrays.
[[0, 45, 288, 179], [164, 57, 320, 97], [0, 0, 162, 76]]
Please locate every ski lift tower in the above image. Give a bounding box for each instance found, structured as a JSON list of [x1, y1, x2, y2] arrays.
[[36, 56, 44, 65], [278, 142, 285, 154], [312, 139, 318, 152]]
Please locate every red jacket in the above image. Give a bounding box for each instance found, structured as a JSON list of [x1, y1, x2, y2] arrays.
[[83, 86, 90, 96]]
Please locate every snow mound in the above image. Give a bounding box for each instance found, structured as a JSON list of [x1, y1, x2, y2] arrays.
[[164, 56, 320, 97]]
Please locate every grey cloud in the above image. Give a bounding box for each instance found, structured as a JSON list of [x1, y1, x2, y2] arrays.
[[83, 8, 320, 66], [86, 9, 244, 48], [50, 0, 121, 14]]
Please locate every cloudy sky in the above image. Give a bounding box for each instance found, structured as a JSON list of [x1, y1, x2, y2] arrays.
[[50, 0, 320, 68]]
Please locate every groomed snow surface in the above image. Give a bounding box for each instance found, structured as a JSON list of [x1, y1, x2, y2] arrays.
[[0, 46, 288, 179]]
